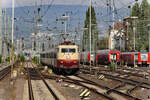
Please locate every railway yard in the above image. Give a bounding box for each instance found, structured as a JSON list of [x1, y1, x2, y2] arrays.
[[0, 61, 149, 100]]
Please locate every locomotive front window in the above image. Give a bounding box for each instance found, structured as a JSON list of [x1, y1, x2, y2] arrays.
[[61, 48, 68, 53], [61, 48, 76, 53], [69, 48, 76, 53]]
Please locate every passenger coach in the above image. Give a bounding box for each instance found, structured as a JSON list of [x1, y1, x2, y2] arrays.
[[80, 51, 95, 65], [96, 50, 120, 65]]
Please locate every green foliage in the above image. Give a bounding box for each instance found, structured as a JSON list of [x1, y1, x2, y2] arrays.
[[20, 56, 25, 62], [131, 0, 150, 51], [0, 54, 2, 63], [131, 3, 140, 17], [82, 6, 98, 51], [97, 38, 108, 50], [32, 56, 39, 64], [5, 56, 10, 62], [109, 62, 116, 71]]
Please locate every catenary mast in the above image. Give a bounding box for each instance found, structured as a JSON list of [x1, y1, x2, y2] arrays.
[[0, 0, 2, 55]]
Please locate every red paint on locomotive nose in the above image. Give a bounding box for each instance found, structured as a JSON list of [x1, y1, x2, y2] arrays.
[[57, 59, 79, 68]]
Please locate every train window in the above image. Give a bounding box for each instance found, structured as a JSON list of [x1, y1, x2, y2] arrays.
[[48, 53, 51, 58], [69, 48, 76, 53], [61, 48, 68, 53], [56, 48, 59, 52], [52, 52, 54, 58], [141, 53, 148, 60], [110, 54, 117, 61]]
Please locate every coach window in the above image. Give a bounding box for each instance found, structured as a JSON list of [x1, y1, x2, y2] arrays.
[[56, 48, 59, 52], [47, 53, 49, 58], [48, 53, 49, 58], [54, 53, 56, 58], [49, 53, 51, 58], [69, 48, 76, 53], [52, 52, 54, 58]]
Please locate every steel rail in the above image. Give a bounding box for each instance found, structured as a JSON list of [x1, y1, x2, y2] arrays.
[[35, 69, 59, 100], [64, 76, 115, 100], [97, 72, 150, 89], [0, 61, 19, 80], [80, 67, 150, 88], [30, 62, 59, 100], [75, 75, 142, 100], [27, 63, 34, 100]]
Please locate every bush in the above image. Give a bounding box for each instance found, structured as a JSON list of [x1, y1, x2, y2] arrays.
[[5, 56, 10, 62], [20, 56, 25, 62], [110, 62, 116, 71], [32, 56, 39, 64]]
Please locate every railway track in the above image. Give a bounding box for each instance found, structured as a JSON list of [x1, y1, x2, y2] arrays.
[[0, 61, 19, 81], [74, 74, 142, 100], [26, 62, 60, 100], [64, 76, 115, 100], [0, 66, 10, 80], [41, 73, 141, 100], [80, 65, 148, 79], [80, 66, 150, 89], [27, 63, 34, 100], [25, 63, 149, 100]]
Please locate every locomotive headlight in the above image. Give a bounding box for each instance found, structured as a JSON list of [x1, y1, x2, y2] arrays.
[[74, 61, 77, 64], [60, 61, 63, 64]]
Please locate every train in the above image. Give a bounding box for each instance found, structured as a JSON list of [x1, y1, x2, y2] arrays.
[[80, 49, 150, 66], [80, 51, 95, 65], [40, 41, 79, 74], [96, 50, 120, 65], [80, 49, 120, 65]]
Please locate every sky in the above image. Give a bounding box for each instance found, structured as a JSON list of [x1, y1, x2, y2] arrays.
[[1, 0, 147, 8]]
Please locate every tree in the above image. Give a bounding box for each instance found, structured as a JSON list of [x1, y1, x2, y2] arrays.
[[131, 3, 140, 17], [97, 37, 108, 50], [82, 6, 98, 52], [138, 0, 150, 50], [131, 0, 150, 51]]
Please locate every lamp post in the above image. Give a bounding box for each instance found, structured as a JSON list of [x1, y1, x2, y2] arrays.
[[11, 0, 15, 80], [148, 24, 150, 67], [132, 16, 138, 68], [61, 14, 69, 34], [89, 0, 92, 68]]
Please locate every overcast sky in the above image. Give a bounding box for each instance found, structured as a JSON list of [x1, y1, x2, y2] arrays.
[[1, 0, 149, 8]]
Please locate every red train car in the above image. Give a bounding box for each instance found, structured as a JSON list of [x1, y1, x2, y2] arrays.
[[120, 52, 139, 65], [80, 51, 95, 65], [138, 52, 150, 65], [96, 50, 120, 65]]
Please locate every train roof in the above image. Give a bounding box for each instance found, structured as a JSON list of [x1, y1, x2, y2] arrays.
[[60, 41, 75, 45], [121, 52, 139, 54], [96, 49, 120, 53], [40, 48, 57, 54], [58, 45, 78, 48], [80, 51, 95, 53]]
